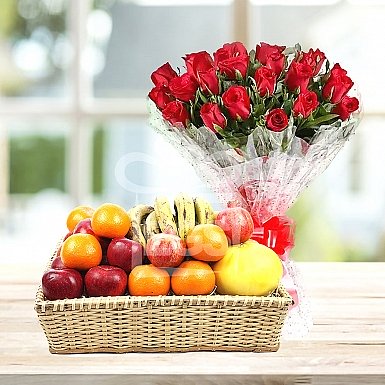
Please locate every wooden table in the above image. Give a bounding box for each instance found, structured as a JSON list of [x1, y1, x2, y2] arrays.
[[1, 262, 384, 384]]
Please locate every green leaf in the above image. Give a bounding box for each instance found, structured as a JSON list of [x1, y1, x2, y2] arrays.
[[302, 113, 339, 129], [215, 126, 226, 136], [253, 103, 265, 117], [189, 103, 197, 126], [213, 124, 224, 134], [249, 49, 256, 62], [223, 80, 234, 92], [283, 99, 293, 115], [325, 59, 330, 74], [317, 104, 328, 115], [235, 69, 244, 83], [248, 75, 257, 88], [196, 88, 208, 104]]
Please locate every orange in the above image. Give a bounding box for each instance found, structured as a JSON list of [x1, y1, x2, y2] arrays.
[[91, 203, 131, 238], [186, 224, 228, 262], [66, 205, 94, 232], [128, 265, 170, 296], [171, 260, 215, 295], [61, 233, 102, 270]]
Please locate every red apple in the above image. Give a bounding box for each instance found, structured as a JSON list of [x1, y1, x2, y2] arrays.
[[99, 236, 112, 256], [215, 207, 254, 245], [99, 237, 111, 265], [107, 237, 143, 273], [73, 218, 97, 237], [85, 265, 127, 297], [100, 254, 109, 265], [146, 233, 185, 268], [42, 268, 84, 300], [51, 256, 66, 269]]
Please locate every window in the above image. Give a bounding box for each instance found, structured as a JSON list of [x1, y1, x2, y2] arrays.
[[1, 0, 384, 263]]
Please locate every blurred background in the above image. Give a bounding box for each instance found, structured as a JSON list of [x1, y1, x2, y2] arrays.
[[0, 0, 384, 266]]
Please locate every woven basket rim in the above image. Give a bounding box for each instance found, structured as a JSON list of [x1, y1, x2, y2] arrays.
[[35, 284, 292, 313]]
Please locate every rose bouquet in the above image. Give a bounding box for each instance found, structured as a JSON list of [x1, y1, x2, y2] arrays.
[[148, 42, 361, 337]]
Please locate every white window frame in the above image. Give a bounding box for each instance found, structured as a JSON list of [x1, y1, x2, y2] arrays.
[[1, 0, 376, 210], [0, 0, 249, 208]]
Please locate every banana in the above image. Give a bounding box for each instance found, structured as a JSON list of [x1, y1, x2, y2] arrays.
[[174, 193, 195, 240], [194, 197, 216, 225], [127, 204, 154, 247], [144, 210, 161, 240], [153, 196, 178, 235]]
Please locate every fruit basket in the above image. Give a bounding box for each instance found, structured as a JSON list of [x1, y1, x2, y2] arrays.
[[35, 251, 292, 354], [34, 195, 294, 354]]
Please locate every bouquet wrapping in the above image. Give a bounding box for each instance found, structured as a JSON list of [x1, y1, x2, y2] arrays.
[[148, 42, 361, 337]]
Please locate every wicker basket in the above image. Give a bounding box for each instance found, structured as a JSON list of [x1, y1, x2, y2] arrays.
[[35, 252, 292, 354]]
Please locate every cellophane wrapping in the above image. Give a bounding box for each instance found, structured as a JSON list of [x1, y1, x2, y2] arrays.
[[148, 99, 360, 338]]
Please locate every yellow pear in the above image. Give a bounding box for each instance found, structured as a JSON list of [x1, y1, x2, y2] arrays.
[[213, 239, 283, 296]]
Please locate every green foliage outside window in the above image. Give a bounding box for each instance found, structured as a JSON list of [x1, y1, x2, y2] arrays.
[[9, 135, 66, 194], [92, 127, 105, 195], [10, 128, 105, 195]]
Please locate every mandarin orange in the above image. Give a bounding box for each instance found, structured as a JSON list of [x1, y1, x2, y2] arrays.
[[91, 203, 131, 238], [66, 205, 94, 232], [128, 265, 170, 296], [186, 224, 228, 262], [61, 233, 102, 270], [171, 260, 215, 295]]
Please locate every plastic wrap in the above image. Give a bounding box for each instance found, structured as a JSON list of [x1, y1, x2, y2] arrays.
[[148, 98, 361, 337]]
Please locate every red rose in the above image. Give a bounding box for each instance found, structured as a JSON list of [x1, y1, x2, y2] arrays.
[[285, 61, 313, 92], [184, 51, 213, 78], [322, 63, 354, 104], [222, 85, 251, 120], [255, 42, 286, 75], [293, 90, 319, 118], [254, 66, 277, 97], [214, 42, 249, 79], [265, 108, 289, 132], [332, 95, 359, 121], [200, 102, 227, 132], [184, 51, 218, 95], [169, 73, 198, 102], [299, 48, 326, 76], [148, 87, 174, 110], [151, 62, 178, 88], [162, 100, 189, 127], [256, 42, 285, 63], [198, 67, 219, 95]]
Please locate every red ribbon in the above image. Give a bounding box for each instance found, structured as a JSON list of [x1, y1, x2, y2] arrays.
[[251, 216, 295, 260], [228, 188, 299, 308], [252, 215, 298, 309]]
